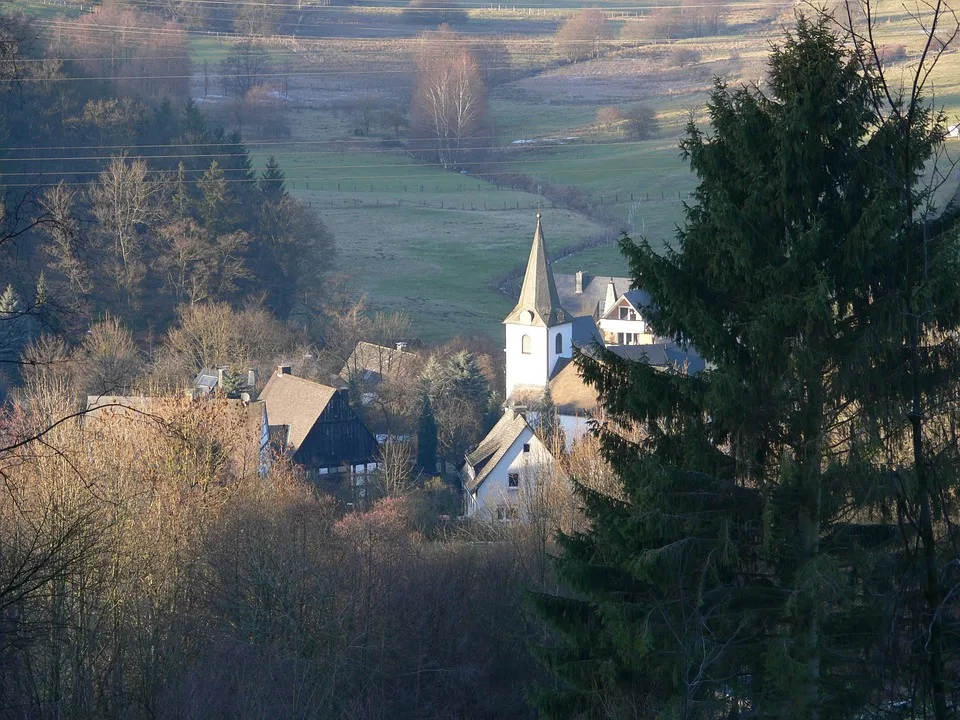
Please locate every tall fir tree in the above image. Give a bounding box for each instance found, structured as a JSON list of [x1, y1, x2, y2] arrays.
[[536, 382, 564, 452], [259, 156, 288, 205], [532, 15, 958, 719]]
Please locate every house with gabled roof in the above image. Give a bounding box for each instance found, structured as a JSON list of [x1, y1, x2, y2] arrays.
[[258, 365, 379, 497], [555, 272, 655, 346], [339, 341, 418, 392], [461, 408, 558, 520]]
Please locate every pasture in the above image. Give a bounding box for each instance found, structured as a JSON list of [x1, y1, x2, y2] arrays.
[[248, 150, 609, 339]]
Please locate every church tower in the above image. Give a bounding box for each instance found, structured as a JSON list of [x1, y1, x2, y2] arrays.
[[503, 214, 573, 401]]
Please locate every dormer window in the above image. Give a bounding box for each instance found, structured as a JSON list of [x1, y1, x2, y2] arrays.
[[555, 333, 563, 354], [523, 310, 535, 324], [521, 335, 532, 354]]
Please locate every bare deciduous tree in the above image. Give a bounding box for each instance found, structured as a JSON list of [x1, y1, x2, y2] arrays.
[[554, 8, 610, 62], [411, 25, 488, 169], [88, 155, 161, 300]]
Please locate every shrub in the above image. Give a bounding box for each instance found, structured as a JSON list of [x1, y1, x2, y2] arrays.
[[668, 46, 702, 67], [878, 44, 907, 63], [624, 104, 659, 139], [596, 105, 623, 131], [554, 8, 610, 62]]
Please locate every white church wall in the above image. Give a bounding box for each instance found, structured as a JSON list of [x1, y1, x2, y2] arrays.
[[505, 323, 548, 399], [546, 324, 573, 379]]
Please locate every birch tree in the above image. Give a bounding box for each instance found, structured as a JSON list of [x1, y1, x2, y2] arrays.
[[88, 155, 161, 301], [411, 25, 488, 169]]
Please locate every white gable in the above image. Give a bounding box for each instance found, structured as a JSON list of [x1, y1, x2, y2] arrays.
[[463, 425, 559, 521]]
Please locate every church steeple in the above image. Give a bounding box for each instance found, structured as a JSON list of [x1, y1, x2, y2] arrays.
[[504, 214, 569, 327]]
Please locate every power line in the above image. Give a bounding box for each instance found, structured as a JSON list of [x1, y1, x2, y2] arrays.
[[0, 160, 693, 187], [0, 150, 674, 178], [0, 137, 658, 160]]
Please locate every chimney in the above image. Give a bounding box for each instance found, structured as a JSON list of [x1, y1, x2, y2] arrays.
[[217, 367, 226, 388], [603, 279, 617, 314], [277, 364, 292, 377], [575, 270, 583, 294], [247, 368, 257, 388]]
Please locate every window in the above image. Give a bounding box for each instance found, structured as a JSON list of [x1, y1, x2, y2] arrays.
[[521, 334, 532, 354], [523, 443, 530, 453], [508, 472, 520, 488], [619, 306, 637, 321], [555, 333, 563, 354]]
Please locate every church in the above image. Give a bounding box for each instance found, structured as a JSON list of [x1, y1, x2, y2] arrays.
[[460, 214, 703, 520]]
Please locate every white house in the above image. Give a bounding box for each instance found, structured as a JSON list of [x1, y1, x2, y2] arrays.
[[555, 272, 653, 346], [461, 408, 558, 520]]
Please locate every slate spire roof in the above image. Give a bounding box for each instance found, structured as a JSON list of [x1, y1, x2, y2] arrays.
[[503, 214, 570, 327]]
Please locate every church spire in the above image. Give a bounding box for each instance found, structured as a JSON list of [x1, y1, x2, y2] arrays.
[[504, 214, 569, 327]]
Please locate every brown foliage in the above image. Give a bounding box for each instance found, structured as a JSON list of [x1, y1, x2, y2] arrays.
[[241, 83, 292, 138], [154, 302, 296, 387], [635, 0, 726, 41], [596, 105, 623, 130], [410, 25, 488, 168], [554, 8, 610, 62], [0, 380, 545, 717], [62, 1, 190, 101]]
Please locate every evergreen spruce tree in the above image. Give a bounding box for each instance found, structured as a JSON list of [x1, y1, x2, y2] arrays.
[[532, 15, 955, 719], [416, 394, 438, 475], [197, 161, 240, 236], [219, 368, 250, 399], [536, 382, 564, 452], [259, 156, 288, 204]]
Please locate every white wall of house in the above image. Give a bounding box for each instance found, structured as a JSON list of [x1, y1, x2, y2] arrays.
[[525, 410, 592, 451], [505, 321, 572, 399], [465, 426, 556, 520], [598, 298, 653, 345], [558, 413, 591, 448]]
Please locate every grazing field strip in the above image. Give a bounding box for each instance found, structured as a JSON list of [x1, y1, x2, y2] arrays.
[[251, 150, 612, 339]]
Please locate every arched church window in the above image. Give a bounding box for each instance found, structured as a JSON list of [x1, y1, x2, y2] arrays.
[[523, 310, 535, 324], [521, 334, 532, 354], [555, 333, 563, 354]]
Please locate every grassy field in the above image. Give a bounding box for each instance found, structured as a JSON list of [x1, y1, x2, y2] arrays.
[[249, 150, 608, 339]]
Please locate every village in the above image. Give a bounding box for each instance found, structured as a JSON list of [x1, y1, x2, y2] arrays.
[[83, 213, 701, 524]]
